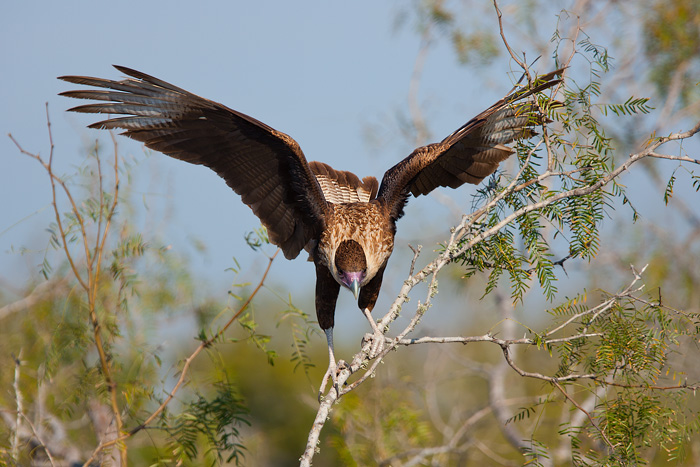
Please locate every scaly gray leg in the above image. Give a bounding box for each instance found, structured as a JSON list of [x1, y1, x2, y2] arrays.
[[318, 327, 340, 401]]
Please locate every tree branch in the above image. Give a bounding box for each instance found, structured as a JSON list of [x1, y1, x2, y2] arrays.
[[300, 103, 700, 460]]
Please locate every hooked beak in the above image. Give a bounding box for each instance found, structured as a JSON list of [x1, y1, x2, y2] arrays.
[[350, 279, 360, 300], [341, 270, 365, 300]]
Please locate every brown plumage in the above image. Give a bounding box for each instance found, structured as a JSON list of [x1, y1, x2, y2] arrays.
[[59, 65, 562, 394]]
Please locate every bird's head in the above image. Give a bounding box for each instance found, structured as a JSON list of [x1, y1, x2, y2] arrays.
[[334, 240, 367, 300]]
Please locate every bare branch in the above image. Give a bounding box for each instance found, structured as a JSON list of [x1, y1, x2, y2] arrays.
[[8, 132, 89, 292], [493, 0, 529, 76], [647, 151, 700, 165]]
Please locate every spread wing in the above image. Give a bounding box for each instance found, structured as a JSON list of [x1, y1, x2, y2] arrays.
[[309, 161, 379, 204], [377, 68, 563, 221], [59, 65, 328, 259]]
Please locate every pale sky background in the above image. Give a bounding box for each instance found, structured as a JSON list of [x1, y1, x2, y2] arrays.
[[2, 1, 697, 342]]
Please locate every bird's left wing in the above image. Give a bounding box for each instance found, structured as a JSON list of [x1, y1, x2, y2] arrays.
[[59, 66, 328, 259], [377, 69, 563, 221]]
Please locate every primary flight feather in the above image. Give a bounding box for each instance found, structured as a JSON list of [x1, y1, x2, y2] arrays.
[[59, 65, 562, 395]]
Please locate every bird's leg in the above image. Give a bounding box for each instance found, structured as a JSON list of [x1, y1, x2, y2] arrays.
[[362, 307, 385, 359], [318, 327, 343, 401]]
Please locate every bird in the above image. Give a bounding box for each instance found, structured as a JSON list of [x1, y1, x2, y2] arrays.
[[59, 65, 562, 395]]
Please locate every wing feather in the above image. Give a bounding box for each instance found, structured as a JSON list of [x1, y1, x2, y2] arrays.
[[377, 69, 563, 221], [59, 65, 327, 259], [309, 161, 379, 204]]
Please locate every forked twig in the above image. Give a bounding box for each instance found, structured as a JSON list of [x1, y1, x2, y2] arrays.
[[493, 0, 530, 79]]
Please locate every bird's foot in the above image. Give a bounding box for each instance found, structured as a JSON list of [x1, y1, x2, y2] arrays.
[[361, 308, 386, 359], [362, 329, 386, 359], [318, 359, 347, 402]]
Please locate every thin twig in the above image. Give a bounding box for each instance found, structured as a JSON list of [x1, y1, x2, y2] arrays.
[[553, 381, 615, 451], [8, 134, 89, 292], [82, 249, 280, 465], [493, 0, 529, 79], [93, 139, 104, 268], [648, 151, 700, 165], [20, 413, 58, 467], [87, 129, 124, 462], [407, 244, 422, 276], [45, 104, 94, 289]]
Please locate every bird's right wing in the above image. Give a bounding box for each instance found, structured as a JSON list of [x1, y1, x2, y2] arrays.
[[59, 65, 328, 259]]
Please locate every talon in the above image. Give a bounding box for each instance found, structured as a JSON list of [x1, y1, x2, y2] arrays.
[[318, 361, 338, 402], [362, 308, 385, 359], [318, 358, 350, 402], [363, 330, 385, 359], [370, 332, 385, 358]]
